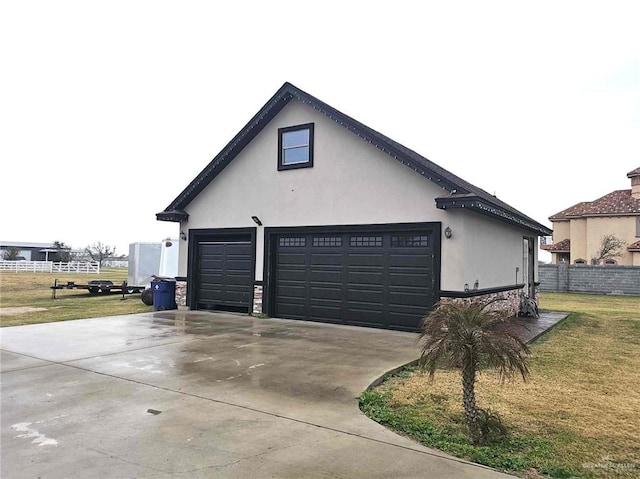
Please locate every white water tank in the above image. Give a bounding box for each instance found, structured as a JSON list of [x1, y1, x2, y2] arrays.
[[159, 238, 179, 277]]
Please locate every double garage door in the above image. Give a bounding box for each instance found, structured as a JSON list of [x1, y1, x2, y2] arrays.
[[272, 228, 437, 331], [192, 226, 438, 331]]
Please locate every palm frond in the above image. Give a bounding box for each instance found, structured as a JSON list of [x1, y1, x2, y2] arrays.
[[418, 299, 530, 382]]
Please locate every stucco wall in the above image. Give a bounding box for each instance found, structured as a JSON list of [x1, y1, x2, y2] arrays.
[[585, 216, 636, 265], [459, 211, 536, 290], [178, 99, 539, 291], [570, 218, 587, 262], [553, 221, 570, 242]]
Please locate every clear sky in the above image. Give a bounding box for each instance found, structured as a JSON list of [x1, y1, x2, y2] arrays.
[[2, 1, 638, 261]]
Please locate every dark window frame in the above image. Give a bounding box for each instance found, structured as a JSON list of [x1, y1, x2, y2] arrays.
[[278, 123, 314, 171], [636, 216, 640, 237]]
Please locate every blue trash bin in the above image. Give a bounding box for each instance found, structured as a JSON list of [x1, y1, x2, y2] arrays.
[[151, 280, 177, 311]]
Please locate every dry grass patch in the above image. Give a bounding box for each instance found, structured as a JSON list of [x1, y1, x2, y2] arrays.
[[361, 293, 640, 478], [0, 268, 152, 327]]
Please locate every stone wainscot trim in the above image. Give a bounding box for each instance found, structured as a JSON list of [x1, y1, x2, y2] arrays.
[[439, 284, 528, 317]]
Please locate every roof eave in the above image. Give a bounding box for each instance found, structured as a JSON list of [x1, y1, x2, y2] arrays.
[[156, 210, 189, 222], [436, 196, 552, 236], [552, 212, 640, 220]]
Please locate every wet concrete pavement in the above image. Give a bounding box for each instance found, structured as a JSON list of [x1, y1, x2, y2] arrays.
[[1, 312, 519, 478]]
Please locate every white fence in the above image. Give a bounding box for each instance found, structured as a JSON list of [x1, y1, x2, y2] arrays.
[[102, 260, 129, 268], [0, 261, 100, 274]]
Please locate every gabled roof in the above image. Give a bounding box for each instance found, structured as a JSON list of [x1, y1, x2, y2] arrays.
[[627, 167, 640, 177], [628, 240, 640, 252], [157, 82, 551, 236], [540, 238, 570, 252], [549, 190, 640, 220]]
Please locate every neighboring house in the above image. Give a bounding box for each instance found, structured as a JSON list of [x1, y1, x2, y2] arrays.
[[0, 241, 70, 262], [542, 168, 640, 266], [157, 82, 551, 331]]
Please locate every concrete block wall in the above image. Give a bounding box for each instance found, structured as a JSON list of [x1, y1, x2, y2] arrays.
[[539, 264, 640, 295]]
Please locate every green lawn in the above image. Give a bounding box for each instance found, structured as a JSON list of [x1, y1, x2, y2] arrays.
[[360, 293, 640, 478], [0, 268, 152, 327]]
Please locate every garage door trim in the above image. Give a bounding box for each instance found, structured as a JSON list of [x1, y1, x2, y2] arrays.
[[263, 222, 441, 329], [187, 227, 257, 312]]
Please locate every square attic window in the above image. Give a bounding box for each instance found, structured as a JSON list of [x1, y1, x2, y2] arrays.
[[278, 123, 314, 171]]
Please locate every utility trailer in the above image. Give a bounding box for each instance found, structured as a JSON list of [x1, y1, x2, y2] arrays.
[[50, 279, 145, 299]]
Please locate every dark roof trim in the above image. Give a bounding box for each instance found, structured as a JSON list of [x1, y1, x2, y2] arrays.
[[156, 209, 189, 222], [157, 82, 550, 235], [435, 195, 552, 236], [440, 283, 525, 298]]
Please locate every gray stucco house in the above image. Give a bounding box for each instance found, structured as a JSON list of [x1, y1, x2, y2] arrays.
[[157, 82, 551, 331]]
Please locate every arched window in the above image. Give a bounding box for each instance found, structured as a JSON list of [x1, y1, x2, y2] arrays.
[[603, 259, 618, 266], [574, 258, 586, 265]]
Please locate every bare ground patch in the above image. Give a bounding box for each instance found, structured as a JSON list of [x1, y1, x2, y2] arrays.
[[0, 307, 49, 316]]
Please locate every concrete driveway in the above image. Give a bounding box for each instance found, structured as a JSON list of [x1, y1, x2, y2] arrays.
[[1, 311, 513, 478]]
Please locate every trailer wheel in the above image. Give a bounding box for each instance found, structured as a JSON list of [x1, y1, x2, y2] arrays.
[[89, 287, 99, 295], [127, 288, 135, 294], [141, 288, 153, 306]]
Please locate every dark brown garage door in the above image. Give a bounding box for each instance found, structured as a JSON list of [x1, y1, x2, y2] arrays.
[[272, 229, 437, 331], [195, 239, 253, 313]]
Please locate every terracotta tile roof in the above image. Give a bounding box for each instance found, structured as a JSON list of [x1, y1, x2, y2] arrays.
[[541, 238, 570, 252], [628, 240, 640, 251], [627, 167, 640, 177], [549, 190, 640, 220]]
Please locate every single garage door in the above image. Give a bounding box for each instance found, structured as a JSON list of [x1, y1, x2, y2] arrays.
[[273, 229, 437, 331], [195, 237, 253, 313]]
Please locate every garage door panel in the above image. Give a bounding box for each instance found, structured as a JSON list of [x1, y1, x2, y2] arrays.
[[347, 271, 384, 285], [276, 282, 307, 298], [225, 259, 252, 270], [346, 289, 384, 304], [309, 285, 343, 301], [388, 312, 426, 329], [200, 273, 224, 283], [200, 259, 224, 269], [277, 253, 307, 265], [388, 272, 431, 287], [273, 228, 436, 330], [346, 308, 384, 324], [195, 238, 253, 313], [223, 290, 252, 304], [223, 274, 253, 286], [347, 254, 385, 266], [389, 254, 432, 268], [275, 302, 306, 318], [309, 253, 343, 265], [309, 305, 342, 321], [389, 291, 433, 307], [225, 243, 251, 253], [201, 243, 225, 253], [308, 269, 342, 283]]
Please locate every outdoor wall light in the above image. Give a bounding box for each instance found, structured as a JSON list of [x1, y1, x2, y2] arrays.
[[180, 231, 187, 241], [474, 279, 479, 290], [444, 226, 452, 238], [251, 216, 263, 226]]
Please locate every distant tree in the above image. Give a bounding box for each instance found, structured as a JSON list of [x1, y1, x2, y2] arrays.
[[52, 240, 73, 262], [84, 242, 116, 266], [591, 234, 626, 265], [2, 246, 21, 261]]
